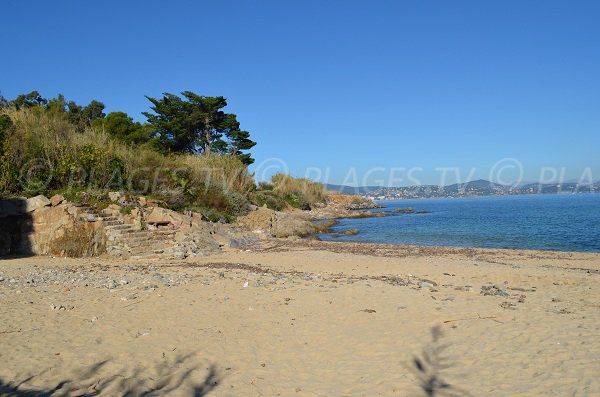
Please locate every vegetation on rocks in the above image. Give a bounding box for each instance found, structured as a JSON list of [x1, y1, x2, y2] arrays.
[[0, 90, 330, 222]]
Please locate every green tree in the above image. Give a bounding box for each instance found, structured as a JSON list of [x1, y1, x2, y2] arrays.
[[143, 93, 196, 153], [96, 111, 153, 145], [143, 91, 256, 164], [9, 91, 48, 109], [65, 99, 106, 130], [45, 94, 68, 114]]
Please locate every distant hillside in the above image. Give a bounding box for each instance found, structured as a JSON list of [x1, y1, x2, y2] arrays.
[[325, 184, 376, 195], [324, 179, 598, 199]]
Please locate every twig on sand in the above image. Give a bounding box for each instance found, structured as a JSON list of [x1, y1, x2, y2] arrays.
[[124, 299, 145, 308], [0, 328, 22, 334], [443, 313, 503, 324], [0, 327, 40, 334]]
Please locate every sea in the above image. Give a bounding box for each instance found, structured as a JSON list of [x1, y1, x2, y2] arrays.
[[317, 193, 600, 252]]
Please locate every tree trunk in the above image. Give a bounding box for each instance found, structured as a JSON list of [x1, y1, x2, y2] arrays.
[[204, 116, 211, 155]]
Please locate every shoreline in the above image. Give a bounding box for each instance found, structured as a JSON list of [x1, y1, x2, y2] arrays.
[[306, 235, 600, 256]]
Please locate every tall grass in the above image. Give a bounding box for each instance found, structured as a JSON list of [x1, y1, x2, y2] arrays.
[[0, 107, 254, 218], [250, 173, 327, 210], [272, 173, 326, 203]]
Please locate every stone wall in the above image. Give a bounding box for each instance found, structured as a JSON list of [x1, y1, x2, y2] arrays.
[[0, 196, 106, 257]]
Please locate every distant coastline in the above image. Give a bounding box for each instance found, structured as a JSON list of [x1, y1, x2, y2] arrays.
[[326, 179, 600, 200]]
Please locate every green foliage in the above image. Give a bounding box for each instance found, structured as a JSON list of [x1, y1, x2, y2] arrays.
[[250, 174, 327, 211], [271, 173, 327, 209], [120, 205, 134, 215], [22, 179, 49, 197], [249, 190, 287, 211], [95, 111, 153, 145], [143, 91, 256, 164], [9, 91, 48, 109], [0, 90, 258, 222], [0, 114, 17, 194], [77, 144, 126, 188]]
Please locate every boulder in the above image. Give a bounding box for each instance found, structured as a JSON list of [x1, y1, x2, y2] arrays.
[[237, 207, 320, 238], [137, 196, 147, 206], [25, 195, 51, 213], [146, 207, 192, 228], [50, 194, 64, 207], [108, 191, 122, 202]]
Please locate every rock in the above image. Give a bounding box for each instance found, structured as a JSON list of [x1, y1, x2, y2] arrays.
[[146, 207, 186, 227], [344, 198, 383, 210], [137, 196, 147, 206], [106, 280, 117, 289], [237, 207, 321, 238], [119, 277, 129, 285], [394, 207, 416, 213], [420, 281, 435, 289], [108, 191, 122, 202], [481, 285, 509, 297], [243, 281, 249, 288], [50, 194, 64, 207], [25, 195, 51, 212], [0, 276, 4, 282]]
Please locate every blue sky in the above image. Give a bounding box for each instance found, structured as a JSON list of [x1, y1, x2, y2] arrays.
[[2, 1, 599, 186]]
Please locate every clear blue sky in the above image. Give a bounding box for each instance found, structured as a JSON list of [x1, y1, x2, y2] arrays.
[[2, 0, 599, 186]]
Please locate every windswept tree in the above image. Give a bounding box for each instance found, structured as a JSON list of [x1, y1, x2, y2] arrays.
[[143, 91, 256, 164], [9, 90, 48, 109]]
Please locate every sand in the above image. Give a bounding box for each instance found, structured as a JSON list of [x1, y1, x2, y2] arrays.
[[1, 240, 599, 396]]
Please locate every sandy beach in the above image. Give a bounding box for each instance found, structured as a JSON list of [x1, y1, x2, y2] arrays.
[[1, 240, 599, 396]]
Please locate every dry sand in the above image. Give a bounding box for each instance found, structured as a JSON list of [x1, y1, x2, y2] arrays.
[[1, 240, 599, 396]]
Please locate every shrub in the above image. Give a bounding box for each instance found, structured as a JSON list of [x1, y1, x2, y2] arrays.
[[270, 173, 327, 209], [0, 105, 255, 221]]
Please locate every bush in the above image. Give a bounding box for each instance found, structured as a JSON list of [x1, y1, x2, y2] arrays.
[[270, 173, 327, 209], [250, 190, 287, 211], [0, 106, 256, 220]]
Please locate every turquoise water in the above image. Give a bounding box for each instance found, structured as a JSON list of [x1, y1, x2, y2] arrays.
[[318, 193, 600, 252]]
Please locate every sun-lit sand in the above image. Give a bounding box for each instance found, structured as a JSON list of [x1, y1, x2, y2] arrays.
[[1, 240, 599, 396]]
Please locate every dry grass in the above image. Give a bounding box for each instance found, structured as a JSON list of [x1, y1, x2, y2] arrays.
[[271, 173, 327, 207], [0, 108, 254, 215]]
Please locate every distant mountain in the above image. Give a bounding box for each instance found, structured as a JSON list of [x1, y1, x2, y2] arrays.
[[325, 184, 378, 195], [324, 179, 598, 199], [444, 179, 509, 193]]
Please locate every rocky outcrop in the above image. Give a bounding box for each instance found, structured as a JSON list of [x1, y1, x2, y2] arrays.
[[25, 195, 51, 212], [0, 198, 105, 256], [237, 207, 324, 238]]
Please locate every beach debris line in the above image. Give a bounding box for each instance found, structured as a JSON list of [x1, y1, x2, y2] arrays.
[[443, 313, 502, 324]]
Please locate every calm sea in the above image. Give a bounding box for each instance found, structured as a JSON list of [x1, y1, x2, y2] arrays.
[[318, 193, 600, 252]]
